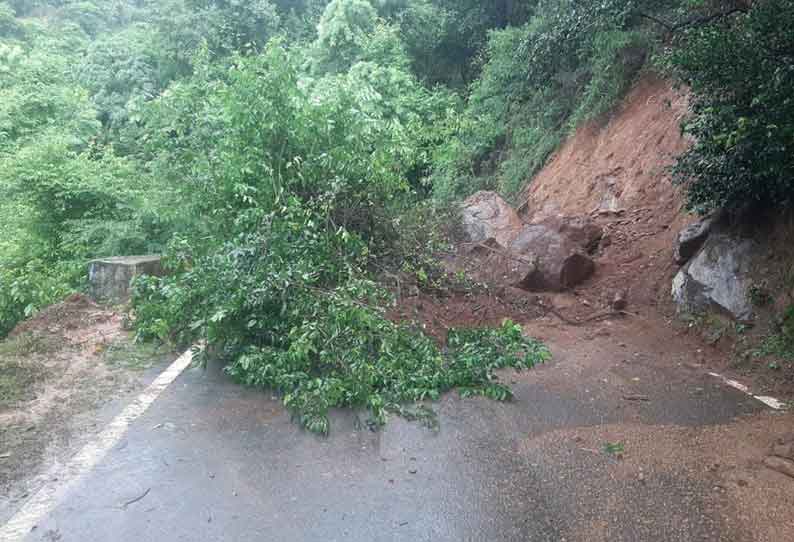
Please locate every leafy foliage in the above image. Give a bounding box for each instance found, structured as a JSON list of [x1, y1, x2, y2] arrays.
[[0, 260, 80, 338], [0, 2, 20, 37], [311, 0, 373, 71], [430, 0, 651, 203], [128, 42, 536, 433], [225, 318, 547, 433], [77, 23, 162, 133], [665, 0, 794, 212], [378, 0, 534, 86]]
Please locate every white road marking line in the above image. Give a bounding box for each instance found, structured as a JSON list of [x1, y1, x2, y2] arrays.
[[754, 396, 787, 410], [0, 348, 196, 541], [708, 372, 786, 411]]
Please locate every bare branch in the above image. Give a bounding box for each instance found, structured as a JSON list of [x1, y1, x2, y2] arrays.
[[672, 7, 749, 31], [638, 7, 749, 34], [637, 12, 673, 32]]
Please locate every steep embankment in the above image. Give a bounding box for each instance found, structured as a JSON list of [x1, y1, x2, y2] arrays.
[[517, 75, 694, 312], [512, 73, 794, 398]]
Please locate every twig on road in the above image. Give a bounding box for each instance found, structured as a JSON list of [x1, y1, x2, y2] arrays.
[[122, 488, 151, 509], [622, 395, 651, 402]]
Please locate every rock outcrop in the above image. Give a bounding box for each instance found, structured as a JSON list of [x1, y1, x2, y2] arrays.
[[672, 233, 756, 321], [461, 192, 601, 293]]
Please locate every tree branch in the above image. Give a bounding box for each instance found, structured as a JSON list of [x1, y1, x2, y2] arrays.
[[637, 12, 673, 32], [672, 7, 749, 31], [638, 7, 749, 34]]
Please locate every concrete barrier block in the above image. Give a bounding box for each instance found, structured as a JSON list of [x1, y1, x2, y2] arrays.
[[88, 255, 164, 303]]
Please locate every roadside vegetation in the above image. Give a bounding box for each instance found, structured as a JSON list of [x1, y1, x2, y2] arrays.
[[1, 0, 792, 431]]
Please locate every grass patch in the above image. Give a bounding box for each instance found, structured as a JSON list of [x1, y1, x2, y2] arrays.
[[101, 339, 173, 371], [0, 359, 43, 408], [753, 305, 794, 364], [754, 334, 794, 364], [0, 332, 57, 358]]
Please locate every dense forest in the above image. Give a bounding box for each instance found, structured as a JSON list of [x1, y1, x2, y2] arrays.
[[1, 0, 792, 431]]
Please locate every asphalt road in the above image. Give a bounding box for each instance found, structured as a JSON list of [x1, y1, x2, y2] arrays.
[[6, 322, 769, 542]]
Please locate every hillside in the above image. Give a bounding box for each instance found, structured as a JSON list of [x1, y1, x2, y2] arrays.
[[2, 2, 794, 540], [451, 72, 794, 401], [519, 75, 693, 311]]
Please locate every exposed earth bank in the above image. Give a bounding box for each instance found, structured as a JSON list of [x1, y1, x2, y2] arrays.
[[450, 74, 794, 400]]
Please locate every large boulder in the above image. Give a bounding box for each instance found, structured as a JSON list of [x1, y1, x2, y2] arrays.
[[674, 216, 716, 265], [672, 233, 755, 321], [461, 191, 524, 247], [507, 216, 601, 292], [465, 237, 539, 288], [460, 193, 600, 292]]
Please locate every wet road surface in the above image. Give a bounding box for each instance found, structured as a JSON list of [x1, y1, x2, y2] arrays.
[[4, 321, 776, 541]]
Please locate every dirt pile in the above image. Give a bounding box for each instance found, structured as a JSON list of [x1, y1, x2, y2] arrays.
[[447, 76, 697, 325], [9, 293, 120, 344], [398, 75, 695, 340]]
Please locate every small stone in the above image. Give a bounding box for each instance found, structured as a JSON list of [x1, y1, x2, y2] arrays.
[[611, 290, 629, 311], [772, 443, 794, 461], [764, 456, 794, 479]]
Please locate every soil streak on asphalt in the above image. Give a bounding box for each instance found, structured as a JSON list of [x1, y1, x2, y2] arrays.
[[4, 312, 793, 542]]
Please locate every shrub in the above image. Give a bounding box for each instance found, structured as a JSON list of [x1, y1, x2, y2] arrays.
[[0, 259, 80, 338], [130, 41, 550, 433], [311, 0, 379, 74], [666, 0, 794, 213]]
